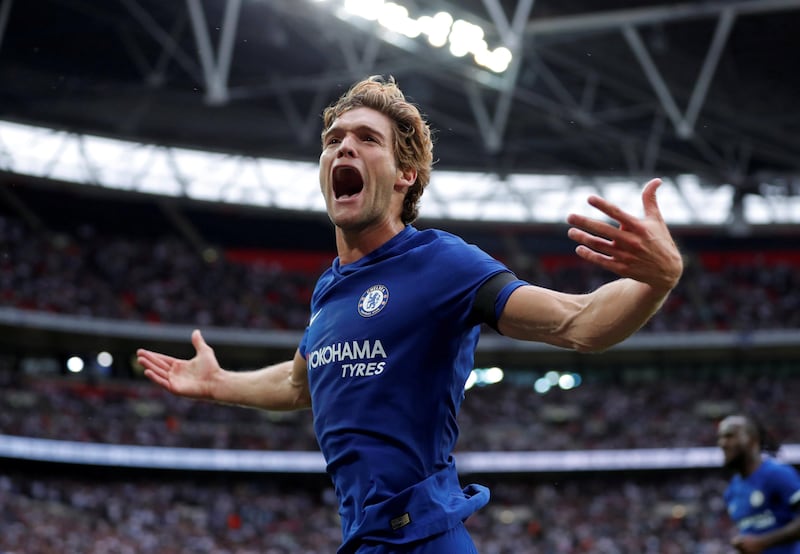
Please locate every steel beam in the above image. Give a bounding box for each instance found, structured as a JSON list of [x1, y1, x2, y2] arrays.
[[0, 0, 13, 52], [524, 0, 800, 37], [186, 0, 242, 105], [682, 9, 736, 136]]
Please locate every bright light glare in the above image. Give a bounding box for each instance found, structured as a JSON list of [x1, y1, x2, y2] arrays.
[[466, 367, 505, 389], [483, 367, 504, 384], [534, 377, 551, 394], [377, 3, 420, 38], [558, 373, 576, 390], [67, 356, 84, 373], [97, 351, 114, 368], [419, 12, 453, 48], [476, 46, 513, 73], [448, 19, 484, 58], [344, 0, 383, 21], [465, 370, 478, 390], [535, 371, 582, 393], [336, 2, 511, 72]]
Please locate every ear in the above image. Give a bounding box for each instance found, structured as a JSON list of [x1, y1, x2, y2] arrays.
[[394, 166, 417, 192]]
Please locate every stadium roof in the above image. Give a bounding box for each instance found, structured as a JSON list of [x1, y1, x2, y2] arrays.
[[1, 0, 799, 228]]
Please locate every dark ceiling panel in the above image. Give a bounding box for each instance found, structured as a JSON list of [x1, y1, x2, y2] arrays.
[[1, 0, 798, 185]]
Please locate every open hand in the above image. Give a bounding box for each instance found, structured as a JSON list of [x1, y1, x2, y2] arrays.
[[566, 178, 683, 292], [137, 329, 221, 400]]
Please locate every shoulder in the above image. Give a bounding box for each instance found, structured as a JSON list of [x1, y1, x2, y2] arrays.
[[412, 227, 468, 246], [760, 458, 800, 487], [762, 457, 797, 473], [309, 266, 336, 303], [413, 227, 492, 258]]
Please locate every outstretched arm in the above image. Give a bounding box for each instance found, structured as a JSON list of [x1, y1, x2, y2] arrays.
[[137, 329, 310, 411], [497, 178, 683, 352]]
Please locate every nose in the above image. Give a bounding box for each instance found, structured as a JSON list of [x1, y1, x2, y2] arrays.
[[336, 134, 357, 158]]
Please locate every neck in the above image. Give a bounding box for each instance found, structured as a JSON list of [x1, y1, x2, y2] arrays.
[[335, 218, 406, 265], [741, 451, 763, 477]]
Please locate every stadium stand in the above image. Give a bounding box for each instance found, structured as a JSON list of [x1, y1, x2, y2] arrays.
[[1, 176, 798, 551], [0, 465, 737, 553]]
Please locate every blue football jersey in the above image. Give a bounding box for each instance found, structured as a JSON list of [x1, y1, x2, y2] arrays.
[[725, 457, 800, 554], [299, 226, 525, 552]]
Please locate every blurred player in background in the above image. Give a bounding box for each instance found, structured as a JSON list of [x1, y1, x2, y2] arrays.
[[718, 414, 800, 553], [137, 75, 683, 553]]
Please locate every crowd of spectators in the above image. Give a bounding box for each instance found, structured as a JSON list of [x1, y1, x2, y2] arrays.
[[2, 214, 799, 333], [0, 469, 736, 553], [1, 201, 797, 553], [0, 216, 315, 330], [2, 364, 797, 452]]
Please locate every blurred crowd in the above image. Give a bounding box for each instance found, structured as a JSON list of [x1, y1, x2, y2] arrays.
[[1, 208, 797, 554], [0, 216, 314, 330], [0, 469, 737, 554], [1, 215, 799, 332], [2, 365, 797, 452]]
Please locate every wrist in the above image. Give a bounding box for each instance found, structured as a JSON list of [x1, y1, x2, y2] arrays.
[[206, 367, 230, 403]]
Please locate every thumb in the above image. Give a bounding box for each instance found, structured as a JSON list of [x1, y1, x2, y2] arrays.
[[191, 329, 209, 353], [642, 178, 663, 218]]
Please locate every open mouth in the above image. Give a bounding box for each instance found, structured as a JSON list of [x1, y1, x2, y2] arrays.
[[332, 166, 364, 199]]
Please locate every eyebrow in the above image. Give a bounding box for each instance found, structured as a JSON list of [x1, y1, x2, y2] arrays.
[[323, 122, 387, 142]]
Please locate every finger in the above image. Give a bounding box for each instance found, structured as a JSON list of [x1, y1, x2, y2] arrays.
[[191, 329, 209, 353], [567, 227, 615, 256], [143, 368, 170, 389], [573, 245, 626, 275], [566, 215, 623, 242], [641, 178, 663, 218], [137, 349, 177, 372], [583, 195, 641, 229], [138, 351, 179, 387], [138, 358, 168, 382]]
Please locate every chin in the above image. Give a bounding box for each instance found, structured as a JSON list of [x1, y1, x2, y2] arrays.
[[330, 214, 364, 231], [723, 455, 744, 472]]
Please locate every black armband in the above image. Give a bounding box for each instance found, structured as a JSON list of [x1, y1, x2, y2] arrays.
[[471, 271, 518, 332]]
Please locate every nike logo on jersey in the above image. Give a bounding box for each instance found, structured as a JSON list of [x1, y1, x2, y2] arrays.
[[309, 309, 323, 326]]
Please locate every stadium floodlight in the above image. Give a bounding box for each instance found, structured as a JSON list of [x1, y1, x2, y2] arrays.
[[482, 366, 504, 385], [97, 351, 114, 368], [343, 0, 382, 21], [533, 377, 551, 394], [321, 0, 512, 73], [448, 19, 483, 58], [419, 12, 452, 48], [66, 356, 84, 373], [558, 373, 576, 390], [465, 367, 505, 389]]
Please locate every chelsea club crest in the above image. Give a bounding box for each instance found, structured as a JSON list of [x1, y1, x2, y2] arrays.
[[358, 284, 389, 317]]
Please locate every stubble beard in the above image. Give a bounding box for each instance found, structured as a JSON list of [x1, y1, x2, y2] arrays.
[[329, 202, 382, 234], [722, 450, 747, 475]]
